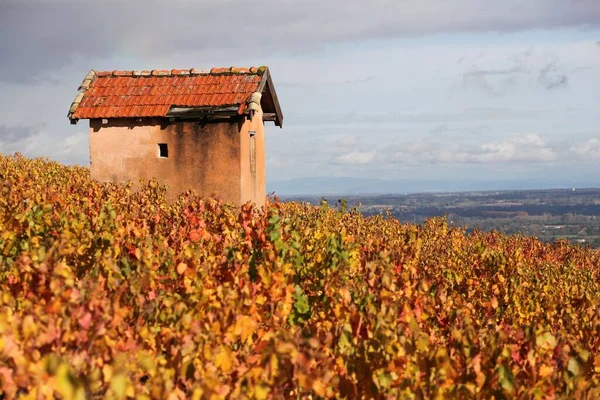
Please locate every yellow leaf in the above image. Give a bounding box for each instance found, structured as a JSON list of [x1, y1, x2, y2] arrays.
[[110, 374, 128, 400], [138, 353, 155, 372], [177, 263, 188, 274], [215, 347, 233, 373], [336, 357, 346, 374], [490, 297, 498, 309], [539, 364, 554, 378], [254, 384, 270, 400], [312, 379, 327, 396], [76, 244, 87, 255], [22, 315, 38, 337], [476, 373, 486, 389], [237, 316, 257, 343], [102, 365, 113, 383], [270, 354, 279, 375], [340, 288, 351, 304], [55, 363, 85, 400], [191, 388, 204, 400]]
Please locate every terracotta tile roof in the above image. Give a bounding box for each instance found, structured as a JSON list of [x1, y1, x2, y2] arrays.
[[68, 66, 269, 120]]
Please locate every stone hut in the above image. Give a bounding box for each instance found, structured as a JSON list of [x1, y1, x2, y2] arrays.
[[68, 66, 283, 206]]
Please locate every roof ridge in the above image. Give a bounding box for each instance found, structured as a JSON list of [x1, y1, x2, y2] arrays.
[[95, 66, 268, 78]]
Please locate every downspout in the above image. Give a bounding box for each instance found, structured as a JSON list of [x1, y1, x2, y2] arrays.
[[246, 92, 262, 203]]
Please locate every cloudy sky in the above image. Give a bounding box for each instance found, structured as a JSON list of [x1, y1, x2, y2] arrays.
[[1, 0, 599, 189]]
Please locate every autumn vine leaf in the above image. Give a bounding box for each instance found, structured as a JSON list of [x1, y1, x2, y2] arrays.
[[1, 153, 600, 399]]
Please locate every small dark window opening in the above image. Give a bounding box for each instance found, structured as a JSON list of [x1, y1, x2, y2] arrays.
[[158, 143, 168, 158]]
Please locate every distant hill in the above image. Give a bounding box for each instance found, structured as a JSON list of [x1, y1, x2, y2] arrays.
[[268, 176, 599, 196]]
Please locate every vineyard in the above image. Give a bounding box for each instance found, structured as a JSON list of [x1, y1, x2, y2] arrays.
[[1, 153, 600, 399]]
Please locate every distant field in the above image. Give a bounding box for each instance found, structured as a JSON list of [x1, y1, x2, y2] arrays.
[[286, 189, 600, 248]]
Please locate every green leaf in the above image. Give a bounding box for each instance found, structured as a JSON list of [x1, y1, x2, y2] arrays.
[[568, 357, 583, 376], [293, 285, 310, 315], [535, 332, 557, 351], [498, 365, 515, 394], [376, 371, 393, 389]]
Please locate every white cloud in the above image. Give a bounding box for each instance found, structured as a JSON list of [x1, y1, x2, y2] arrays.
[[335, 135, 359, 150], [570, 138, 600, 160], [517, 133, 545, 147], [332, 150, 376, 165], [0, 128, 88, 165], [328, 134, 377, 165], [388, 133, 561, 165]]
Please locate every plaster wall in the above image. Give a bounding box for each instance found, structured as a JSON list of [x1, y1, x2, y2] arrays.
[[89, 118, 242, 204]]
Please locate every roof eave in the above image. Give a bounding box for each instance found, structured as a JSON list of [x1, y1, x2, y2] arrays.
[[258, 68, 284, 128], [68, 69, 97, 123]]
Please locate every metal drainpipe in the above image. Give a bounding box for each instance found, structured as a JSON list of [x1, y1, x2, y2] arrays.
[[249, 130, 256, 203], [246, 92, 261, 204]]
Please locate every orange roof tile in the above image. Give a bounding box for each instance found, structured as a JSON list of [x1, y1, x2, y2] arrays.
[[69, 67, 269, 120]]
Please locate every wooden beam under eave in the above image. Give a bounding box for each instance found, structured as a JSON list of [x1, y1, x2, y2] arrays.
[[167, 106, 240, 117], [165, 106, 243, 122], [262, 113, 277, 121]]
